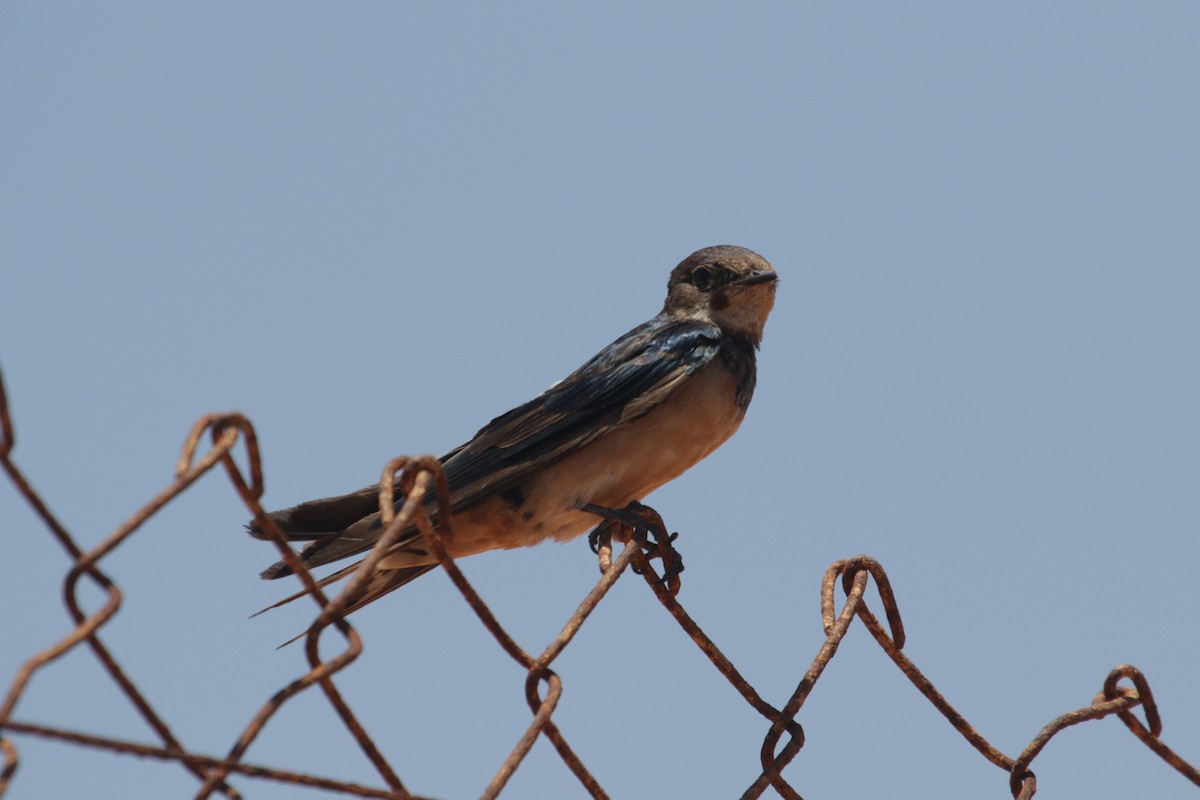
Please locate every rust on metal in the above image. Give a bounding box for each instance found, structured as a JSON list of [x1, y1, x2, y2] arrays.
[[0, 366, 1197, 798]]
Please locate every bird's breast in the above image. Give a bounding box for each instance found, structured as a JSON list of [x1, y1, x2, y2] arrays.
[[440, 357, 750, 555], [563, 356, 749, 507]]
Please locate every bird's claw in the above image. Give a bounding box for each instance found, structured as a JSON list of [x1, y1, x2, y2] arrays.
[[629, 539, 684, 582], [588, 523, 609, 554], [584, 501, 684, 587]]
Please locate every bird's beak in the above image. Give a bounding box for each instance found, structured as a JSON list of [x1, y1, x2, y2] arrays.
[[731, 270, 777, 287]]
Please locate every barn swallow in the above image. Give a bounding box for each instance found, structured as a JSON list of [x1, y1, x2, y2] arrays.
[[250, 245, 777, 616]]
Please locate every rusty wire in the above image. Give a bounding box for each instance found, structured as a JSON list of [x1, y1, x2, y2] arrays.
[[1, 364, 1198, 798]]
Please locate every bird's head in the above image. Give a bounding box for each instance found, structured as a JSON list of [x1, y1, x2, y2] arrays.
[[664, 245, 777, 347]]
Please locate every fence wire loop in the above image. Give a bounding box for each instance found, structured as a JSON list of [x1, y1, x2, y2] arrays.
[[1103, 664, 1162, 737], [824, 555, 905, 649], [1, 365, 1197, 799]]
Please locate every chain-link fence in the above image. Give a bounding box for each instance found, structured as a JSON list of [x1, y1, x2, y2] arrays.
[[1, 366, 1197, 799]]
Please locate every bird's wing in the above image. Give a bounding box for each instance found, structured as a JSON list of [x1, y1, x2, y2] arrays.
[[257, 316, 722, 576], [249, 484, 385, 541]]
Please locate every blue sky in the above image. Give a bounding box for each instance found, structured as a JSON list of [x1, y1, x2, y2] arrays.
[[2, 3, 1198, 798]]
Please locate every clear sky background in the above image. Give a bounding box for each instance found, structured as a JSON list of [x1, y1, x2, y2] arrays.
[[2, 3, 1198, 799]]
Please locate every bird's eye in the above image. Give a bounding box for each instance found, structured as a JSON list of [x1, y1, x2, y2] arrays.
[[691, 265, 719, 291]]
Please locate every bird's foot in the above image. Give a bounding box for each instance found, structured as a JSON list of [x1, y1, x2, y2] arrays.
[[584, 501, 684, 587]]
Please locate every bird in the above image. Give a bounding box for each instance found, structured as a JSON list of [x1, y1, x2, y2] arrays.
[[250, 244, 777, 618]]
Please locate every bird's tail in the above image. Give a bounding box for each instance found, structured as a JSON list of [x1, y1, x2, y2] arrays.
[[247, 481, 398, 580], [256, 563, 439, 648], [247, 479, 439, 645], [249, 562, 361, 618]]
